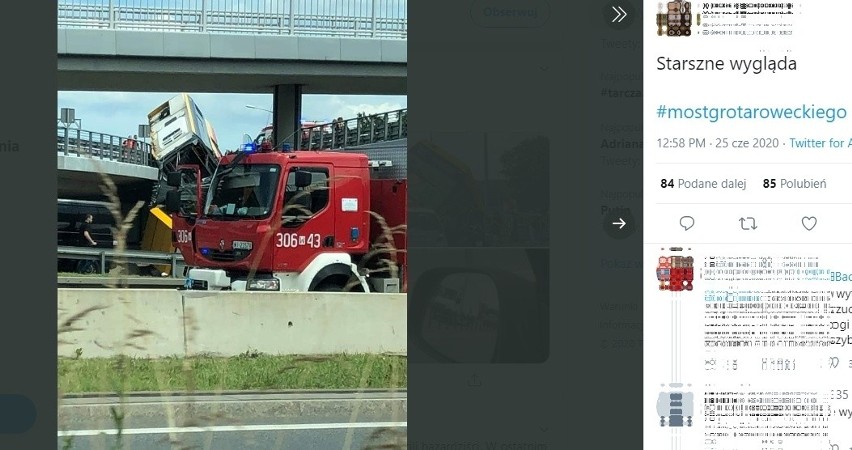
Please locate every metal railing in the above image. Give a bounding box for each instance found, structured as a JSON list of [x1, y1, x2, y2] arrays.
[[297, 108, 406, 150], [58, 0, 407, 39], [58, 125, 155, 167], [58, 245, 185, 277]]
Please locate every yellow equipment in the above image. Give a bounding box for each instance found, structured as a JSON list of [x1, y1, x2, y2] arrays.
[[141, 206, 176, 275]]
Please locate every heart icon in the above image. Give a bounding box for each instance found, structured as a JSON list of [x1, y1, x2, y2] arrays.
[[802, 216, 817, 231]]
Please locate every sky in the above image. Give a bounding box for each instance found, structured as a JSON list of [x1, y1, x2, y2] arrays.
[[57, 92, 407, 151]]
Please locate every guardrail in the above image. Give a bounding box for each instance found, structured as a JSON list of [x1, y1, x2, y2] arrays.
[[297, 108, 406, 150], [58, 0, 407, 39], [58, 125, 155, 167], [58, 246, 184, 277]]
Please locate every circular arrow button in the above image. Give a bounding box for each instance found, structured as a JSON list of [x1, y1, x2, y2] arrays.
[[603, 207, 636, 239]]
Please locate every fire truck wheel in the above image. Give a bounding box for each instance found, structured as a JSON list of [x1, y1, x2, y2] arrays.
[[313, 275, 366, 292], [314, 282, 343, 292]]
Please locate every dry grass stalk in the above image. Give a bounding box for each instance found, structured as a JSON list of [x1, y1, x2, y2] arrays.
[[60, 140, 408, 449]]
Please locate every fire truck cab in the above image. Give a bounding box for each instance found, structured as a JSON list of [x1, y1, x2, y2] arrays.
[[163, 141, 406, 293]]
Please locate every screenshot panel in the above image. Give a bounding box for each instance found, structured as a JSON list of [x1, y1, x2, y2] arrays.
[[644, 2, 851, 449], [37, 0, 651, 448]]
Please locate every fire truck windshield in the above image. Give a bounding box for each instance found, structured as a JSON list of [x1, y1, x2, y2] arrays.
[[204, 164, 280, 219]]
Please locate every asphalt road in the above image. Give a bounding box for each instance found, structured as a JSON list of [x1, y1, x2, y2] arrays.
[[58, 391, 407, 450], [59, 423, 406, 449]]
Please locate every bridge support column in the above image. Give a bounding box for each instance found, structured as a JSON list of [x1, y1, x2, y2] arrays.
[[272, 84, 302, 148]]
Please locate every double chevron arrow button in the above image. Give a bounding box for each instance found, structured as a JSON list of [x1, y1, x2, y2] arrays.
[[611, 6, 627, 23], [603, 1, 635, 30]]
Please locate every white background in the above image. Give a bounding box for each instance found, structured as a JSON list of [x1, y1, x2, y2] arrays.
[[644, 1, 852, 449]]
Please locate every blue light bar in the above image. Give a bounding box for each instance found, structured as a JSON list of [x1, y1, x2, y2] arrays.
[[241, 142, 257, 153], [201, 248, 210, 255]]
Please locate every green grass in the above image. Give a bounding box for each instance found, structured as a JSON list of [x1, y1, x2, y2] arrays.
[[59, 353, 407, 394]]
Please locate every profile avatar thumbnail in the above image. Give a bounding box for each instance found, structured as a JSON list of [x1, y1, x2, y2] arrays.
[[656, 1, 695, 37], [657, 387, 694, 427], [656, 247, 694, 291]]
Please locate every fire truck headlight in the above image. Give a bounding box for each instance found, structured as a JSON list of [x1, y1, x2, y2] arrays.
[[247, 278, 280, 291]]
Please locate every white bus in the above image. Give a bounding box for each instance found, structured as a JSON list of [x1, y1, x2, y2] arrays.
[[148, 93, 221, 162]]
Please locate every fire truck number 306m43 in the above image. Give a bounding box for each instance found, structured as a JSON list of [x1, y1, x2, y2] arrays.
[[175, 229, 192, 243], [275, 232, 321, 249]]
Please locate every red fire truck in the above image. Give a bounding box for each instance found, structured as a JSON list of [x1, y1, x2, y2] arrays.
[[162, 139, 407, 293]]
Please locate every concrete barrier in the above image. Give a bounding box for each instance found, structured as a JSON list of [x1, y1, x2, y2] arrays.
[[58, 289, 407, 358], [183, 291, 407, 356], [58, 289, 185, 359]]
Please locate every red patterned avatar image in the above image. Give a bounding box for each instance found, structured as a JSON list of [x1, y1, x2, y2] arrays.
[[656, 252, 693, 291]]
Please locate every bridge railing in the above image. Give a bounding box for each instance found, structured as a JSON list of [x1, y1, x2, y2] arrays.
[[58, 0, 407, 39], [297, 108, 407, 150], [57, 125, 155, 167]]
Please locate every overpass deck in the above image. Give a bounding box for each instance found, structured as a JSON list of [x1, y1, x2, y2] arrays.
[[57, 0, 407, 94]]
